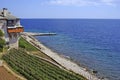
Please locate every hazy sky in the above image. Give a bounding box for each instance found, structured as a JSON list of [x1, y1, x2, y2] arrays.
[[0, 0, 120, 19]]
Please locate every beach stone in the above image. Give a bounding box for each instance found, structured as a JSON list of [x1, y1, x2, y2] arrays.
[[92, 70, 98, 74]]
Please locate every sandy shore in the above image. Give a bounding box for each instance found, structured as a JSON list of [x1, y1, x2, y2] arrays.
[[22, 32, 107, 80]]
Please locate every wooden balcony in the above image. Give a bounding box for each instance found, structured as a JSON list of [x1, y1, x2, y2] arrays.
[[7, 27, 24, 33]]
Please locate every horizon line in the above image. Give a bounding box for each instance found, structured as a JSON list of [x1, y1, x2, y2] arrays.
[[20, 18, 120, 19], [20, 18, 120, 20]]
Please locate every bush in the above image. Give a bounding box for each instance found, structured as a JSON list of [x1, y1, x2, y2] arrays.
[[0, 48, 3, 52], [0, 38, 5, 45], [0, 38, 5, 52], [0, 30, 4, 37]]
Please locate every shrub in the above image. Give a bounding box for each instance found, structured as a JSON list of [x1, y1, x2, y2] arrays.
[[0, 38, 5, 45], [0, 30, 4, 37], [0, 48, 3, 52], [0, 38, 5, 52]]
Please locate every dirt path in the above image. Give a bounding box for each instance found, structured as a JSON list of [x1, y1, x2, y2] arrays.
[[3, 63, 27, 80], [0, 66, 19, 80]]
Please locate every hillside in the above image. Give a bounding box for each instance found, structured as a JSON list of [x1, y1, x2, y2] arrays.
[[2, 49, 86, 80]]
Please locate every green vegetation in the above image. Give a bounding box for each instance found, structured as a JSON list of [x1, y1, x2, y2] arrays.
[[0, 30, 4, 37], [0, 30, 5, 52], [2, 49, 86, 80], [19, 37, 59, 63], [19, 37, 38, 51], [0, 38, 5, 52]]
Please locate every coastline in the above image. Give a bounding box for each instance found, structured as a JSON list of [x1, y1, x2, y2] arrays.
[[21, 32, 107, 80]]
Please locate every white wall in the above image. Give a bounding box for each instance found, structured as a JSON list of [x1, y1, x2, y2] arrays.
[[0, 20, 21, 49], [2, 20, 9, 42], [0, 20, 4, 30], [9, 33, 20, 49]]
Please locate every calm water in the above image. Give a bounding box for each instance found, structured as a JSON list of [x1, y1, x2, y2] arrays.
[[21, 19, 120, 80]]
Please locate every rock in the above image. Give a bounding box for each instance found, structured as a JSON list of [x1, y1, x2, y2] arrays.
[[92, 70, 98, 74]]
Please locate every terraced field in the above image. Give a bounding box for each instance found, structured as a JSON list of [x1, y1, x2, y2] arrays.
[[2, 49, 86, 80], [0, 66, 19, 80]]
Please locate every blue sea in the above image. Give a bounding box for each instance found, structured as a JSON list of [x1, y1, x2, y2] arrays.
[[21, 19, 120, 80]]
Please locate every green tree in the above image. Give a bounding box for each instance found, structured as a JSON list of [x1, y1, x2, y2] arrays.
[[0, 38, 5, 45], [0, 30, 4, 37], [0, 38, 5, 52]]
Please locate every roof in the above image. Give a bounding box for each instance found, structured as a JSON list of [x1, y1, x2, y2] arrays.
[[0, 9, 18, 20]]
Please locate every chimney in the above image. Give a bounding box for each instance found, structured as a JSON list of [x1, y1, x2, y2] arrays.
[[3, 8, 7, 17]]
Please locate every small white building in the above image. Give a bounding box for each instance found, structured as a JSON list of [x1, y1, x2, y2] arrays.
[[0, 8, 24, 49]]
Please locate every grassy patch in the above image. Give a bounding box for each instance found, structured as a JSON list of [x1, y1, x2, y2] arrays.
[[19, 37, 38, 51], [19, 37, 55, 61], [2, 49, 86, 80]]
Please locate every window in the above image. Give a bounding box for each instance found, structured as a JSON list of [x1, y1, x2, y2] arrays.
[[7, 20, 15, 26]]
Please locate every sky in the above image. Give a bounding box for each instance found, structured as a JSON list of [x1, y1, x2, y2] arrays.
[[0, 0, 120, 19]]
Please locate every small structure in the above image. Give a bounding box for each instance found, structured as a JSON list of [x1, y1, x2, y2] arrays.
[[0, 8, 24, 49]]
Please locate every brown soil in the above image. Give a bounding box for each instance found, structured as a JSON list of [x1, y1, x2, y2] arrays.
[[0, 66, 20, 80]]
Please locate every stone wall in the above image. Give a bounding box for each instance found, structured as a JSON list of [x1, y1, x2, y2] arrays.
[[0, 20, 9, 42], [9, 33, 20, 49], [0, 20, 21, 49]]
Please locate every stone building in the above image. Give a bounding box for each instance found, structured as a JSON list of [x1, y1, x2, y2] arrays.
[[0, 8, 24, 49]]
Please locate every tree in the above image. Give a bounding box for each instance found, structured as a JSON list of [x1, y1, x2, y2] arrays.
[[0, 38, 5, 52], [0, 30, 4, 37]]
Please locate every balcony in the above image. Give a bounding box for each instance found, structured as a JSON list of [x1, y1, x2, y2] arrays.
[[7, 27, 24, 33]]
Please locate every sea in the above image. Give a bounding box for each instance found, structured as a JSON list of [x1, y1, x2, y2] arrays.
[[21, 19, 120, 80]]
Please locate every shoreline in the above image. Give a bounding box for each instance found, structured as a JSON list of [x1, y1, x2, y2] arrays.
[[22, 32, 107, 80]]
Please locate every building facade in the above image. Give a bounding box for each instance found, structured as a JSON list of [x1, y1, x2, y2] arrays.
[[0, 8, 24, 49]]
